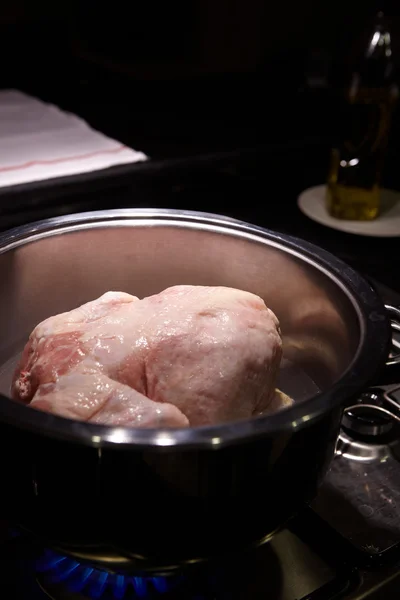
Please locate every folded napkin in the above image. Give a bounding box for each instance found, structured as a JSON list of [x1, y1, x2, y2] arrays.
[[0, 90, 148, 188]]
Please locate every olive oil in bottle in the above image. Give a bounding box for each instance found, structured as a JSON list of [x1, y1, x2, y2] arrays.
[[326, 12, 398, 220]]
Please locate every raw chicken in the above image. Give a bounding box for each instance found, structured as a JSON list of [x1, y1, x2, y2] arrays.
[[11, 286, 284, 428]]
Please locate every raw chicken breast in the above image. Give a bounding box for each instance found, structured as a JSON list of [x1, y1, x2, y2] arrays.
[[11, 286, 284, 428]]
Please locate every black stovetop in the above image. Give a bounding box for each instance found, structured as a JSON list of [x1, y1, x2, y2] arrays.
[[0, 522, 367, 600]]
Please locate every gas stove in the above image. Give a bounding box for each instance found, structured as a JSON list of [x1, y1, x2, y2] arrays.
[[0, 525, 360, 600], [1, 281, 399, 600]]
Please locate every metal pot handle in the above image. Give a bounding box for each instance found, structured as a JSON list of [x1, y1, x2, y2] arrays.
[[339, 306, 400, 437], [343, 403, 400, 424], [342, 305, 400, 428], [376, 304, 400, 385]]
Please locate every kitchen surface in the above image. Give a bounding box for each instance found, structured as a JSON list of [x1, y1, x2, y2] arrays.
[[0, 83, 399, 293], [1, 4, 400, 600], [1, 40, 400, 291]]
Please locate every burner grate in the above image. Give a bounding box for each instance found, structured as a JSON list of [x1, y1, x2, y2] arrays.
[[36, 550, 183, 599]]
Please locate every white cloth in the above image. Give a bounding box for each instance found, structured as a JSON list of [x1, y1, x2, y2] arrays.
[[0, 90, 148, 188]]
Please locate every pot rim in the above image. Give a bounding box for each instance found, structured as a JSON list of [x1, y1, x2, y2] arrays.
[[0, 208, 391, 450]]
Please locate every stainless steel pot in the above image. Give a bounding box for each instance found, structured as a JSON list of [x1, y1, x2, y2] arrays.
[[0, 208, 398, 575]]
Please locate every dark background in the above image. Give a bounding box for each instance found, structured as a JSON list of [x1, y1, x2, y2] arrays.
[[1, 1, 399, 159], [0, 2, 399, 291]]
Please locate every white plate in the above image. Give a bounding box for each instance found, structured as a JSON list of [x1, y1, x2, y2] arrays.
[[297, 185, 400, 237]]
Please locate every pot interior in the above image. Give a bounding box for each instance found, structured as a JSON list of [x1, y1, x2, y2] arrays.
[[0, 216, 361, 404]]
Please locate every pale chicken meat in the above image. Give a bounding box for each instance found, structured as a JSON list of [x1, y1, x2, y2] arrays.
[[11, 286, 284, 428]]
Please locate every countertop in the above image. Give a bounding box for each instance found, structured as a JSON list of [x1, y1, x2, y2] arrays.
[[0, 66, 399, 294]]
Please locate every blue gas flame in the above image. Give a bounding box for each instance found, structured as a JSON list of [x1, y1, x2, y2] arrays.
[[36, 549, 182, 599]]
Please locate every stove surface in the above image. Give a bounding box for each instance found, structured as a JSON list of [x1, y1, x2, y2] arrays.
[[0, 525, 357, 600], [1, 509, 398, 600]]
